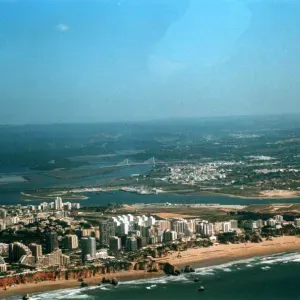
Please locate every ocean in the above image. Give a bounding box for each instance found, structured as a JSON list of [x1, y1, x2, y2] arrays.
[[9, 252, 300, 300]]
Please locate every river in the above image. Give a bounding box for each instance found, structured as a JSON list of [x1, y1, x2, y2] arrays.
[[1, 164, 300, 206], [2, 190, 300, 206]]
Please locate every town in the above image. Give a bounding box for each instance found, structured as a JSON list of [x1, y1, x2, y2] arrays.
[[1, 197, 300, 284]]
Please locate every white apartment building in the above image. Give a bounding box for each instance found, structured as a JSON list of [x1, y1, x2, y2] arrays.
[[274, 215, 284, 223], [55, 197, 63, 210], [171, 219, 188, 234], [222, 222, 232, 233]]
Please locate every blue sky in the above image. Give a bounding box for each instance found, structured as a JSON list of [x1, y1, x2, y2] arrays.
[[0, 0, 300, 124]]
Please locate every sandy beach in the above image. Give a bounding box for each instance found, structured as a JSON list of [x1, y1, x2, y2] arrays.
[[160, 235, 300, 268], [2, 236, 300, 298], [202, 190, 300, 200], [0, 270, 165, 298]]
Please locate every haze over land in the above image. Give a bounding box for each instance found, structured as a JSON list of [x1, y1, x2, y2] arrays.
[[1, 0, 300, 124]]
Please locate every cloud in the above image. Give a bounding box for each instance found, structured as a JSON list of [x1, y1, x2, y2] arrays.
[[56, 24, 69, 32]]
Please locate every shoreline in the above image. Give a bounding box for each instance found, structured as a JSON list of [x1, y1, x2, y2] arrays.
[[0, 271, 164, 298], [21, 192, 88, 201], [165, 236, 300, 269], [19, 187, 300, 203], [204, 191, 300, 200], [166, 190, 300, 200], [2, 236, 300, 298]]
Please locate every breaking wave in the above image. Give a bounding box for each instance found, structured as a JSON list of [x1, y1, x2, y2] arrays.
[[120, 252, 300, 287], [19, 286, 99, 300], [9, 252, 300, 299]]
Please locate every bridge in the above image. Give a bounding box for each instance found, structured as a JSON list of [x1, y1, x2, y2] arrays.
[[100, 157, 194, 168], [116, 156, 162, 167]]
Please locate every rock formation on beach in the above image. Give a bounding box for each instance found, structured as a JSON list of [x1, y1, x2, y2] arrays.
[[162, 262, 181, 276], [183, 265, 195, 273]]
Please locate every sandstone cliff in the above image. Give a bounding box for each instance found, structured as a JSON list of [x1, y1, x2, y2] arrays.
[[0, 263, 133, 288]]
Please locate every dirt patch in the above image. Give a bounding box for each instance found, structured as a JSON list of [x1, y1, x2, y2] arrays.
[[259, 190, 300, 198], [154, 212, 195, 219]]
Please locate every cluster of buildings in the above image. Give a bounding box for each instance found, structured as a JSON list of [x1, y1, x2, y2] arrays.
[[241, 214, 298, 231], [0, 198, 80, 231], [164, 162, 241, 184], [80, 215, 237, 259], [26, 197, 80, 212], [254, 168, 300, 175], [0, 198, 82, 272], [7, 233, 70, 269], [1, 195, 300, 276]]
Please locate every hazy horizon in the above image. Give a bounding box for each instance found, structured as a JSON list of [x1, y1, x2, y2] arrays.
[[0, 112, 299, 127], [1, 0, 300, 124]]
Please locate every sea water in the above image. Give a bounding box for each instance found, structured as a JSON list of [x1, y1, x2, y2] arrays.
[[10, 252, 300, 300]]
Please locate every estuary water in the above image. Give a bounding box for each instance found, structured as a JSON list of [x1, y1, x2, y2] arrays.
[[11, 252, 300, 300], [3, 190, 300, 206], [1, 163, 300, 206]]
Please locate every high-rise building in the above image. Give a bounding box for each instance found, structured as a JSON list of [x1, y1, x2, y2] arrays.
[[0, 209, 7, 219], [243, 220, 258, 231], [120, 222, 129, 236], [125, 237, 137, 252], [109, 236, 121, 251], [140, 226, 151, 237], [146, 216, 156, 227], [71, 203, 80, 210], [99, 220, 115, 246], [63, 202, 72, 211], [127, 214, 134, 222], [256, 219, 264, 229], [64, 235, 78, 250], [171, 219, 188, 234], [137, 237, 147, 249], [81, 237, 96, 261], [274, 215, 284, 223], [149, 236, 158, 244], [155, 220, 171, 231], [163, 230, 177, 242], [267, 218, 276, 227], [221, 222, 232, 233], [196, 221, 215, 236], [55, 197, 63, 210], [230, 220, 239, 230], [33, 249, 70, 268], [9, 242, 32, 262], [29, 243, 43, 257], [203, 223, 215, 236], [45, 231, 59, 253]]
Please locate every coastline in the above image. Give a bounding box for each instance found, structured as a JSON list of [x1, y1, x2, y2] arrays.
[[21, 192, 88, 201], [20, 187, 300, 203], [0, 271, 164, 298], [204, 191, 300, 200], [171, 235, 300, 269], [2, 236, 300, 298], [168, 190, 300, 200]]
